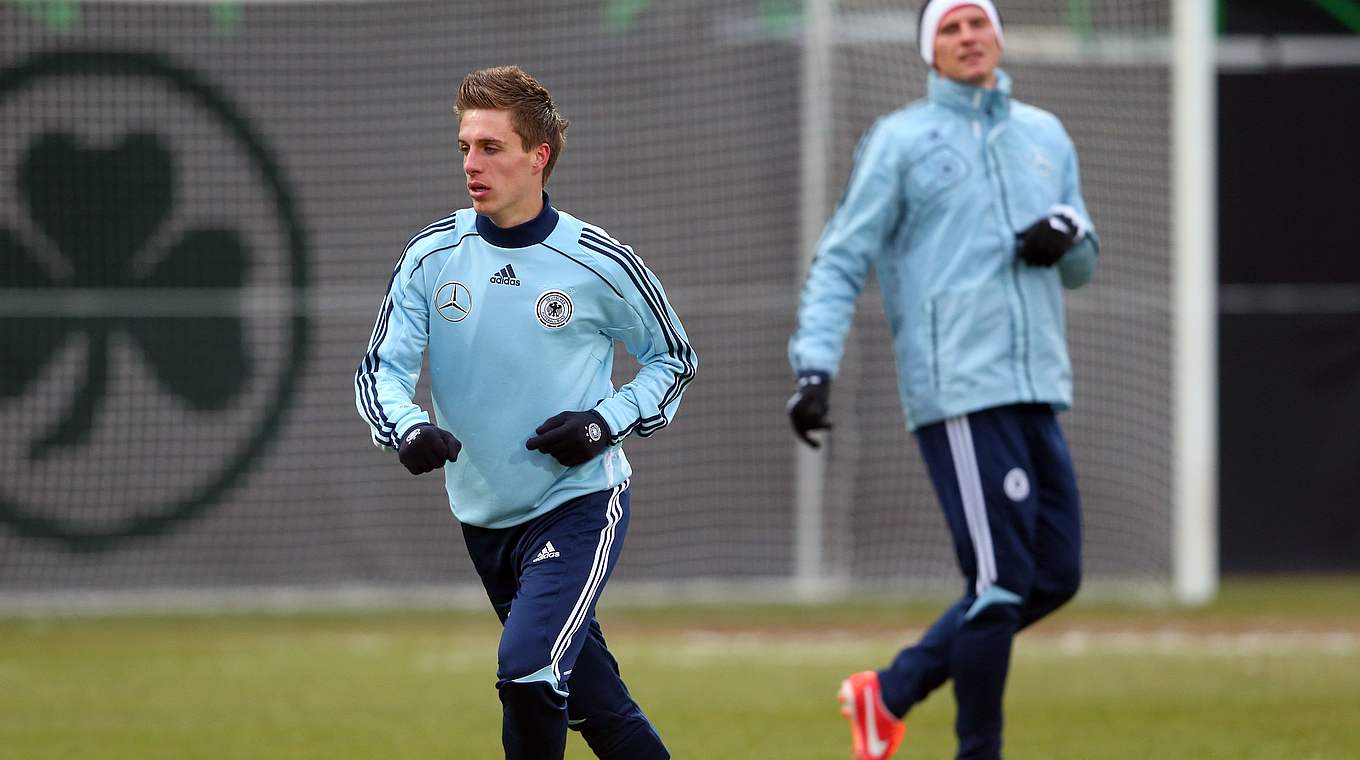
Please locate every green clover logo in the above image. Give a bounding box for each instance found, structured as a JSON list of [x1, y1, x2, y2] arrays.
[[0, 51, 309, 551], [2, 132, 250, 458]]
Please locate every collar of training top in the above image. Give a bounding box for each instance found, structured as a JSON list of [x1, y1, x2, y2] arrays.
[[476, 193, 560, 248], [927, 67, 1013, 116]]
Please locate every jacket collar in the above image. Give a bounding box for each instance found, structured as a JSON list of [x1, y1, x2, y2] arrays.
[[928, 68, 1012, 118], [476, 193, 559, 248]]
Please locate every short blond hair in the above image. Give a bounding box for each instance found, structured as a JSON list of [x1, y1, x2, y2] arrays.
[[455, 66, 570, 183]]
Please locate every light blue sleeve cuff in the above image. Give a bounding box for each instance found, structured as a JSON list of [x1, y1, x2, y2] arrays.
[[391, 410, 431, 446], [593, 397, 636, 444]]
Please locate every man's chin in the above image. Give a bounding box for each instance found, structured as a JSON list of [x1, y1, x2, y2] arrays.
[[963, 67, 996, 87]]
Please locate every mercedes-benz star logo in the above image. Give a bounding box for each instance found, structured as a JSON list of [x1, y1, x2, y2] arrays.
[[435, 281, 472, 322]]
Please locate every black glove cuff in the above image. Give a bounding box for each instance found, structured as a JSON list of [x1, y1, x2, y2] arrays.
[[583, 410, 611, 447], [796, 370, 831, 390], [398, 423, 433, 451]]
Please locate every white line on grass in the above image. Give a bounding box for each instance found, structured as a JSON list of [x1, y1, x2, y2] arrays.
[[660, 629, 1360, 664], [1050, 629, 1360, 656]]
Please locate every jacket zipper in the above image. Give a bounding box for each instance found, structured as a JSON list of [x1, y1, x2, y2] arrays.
[[930, 303, 940, 391], [981, 117, 1036, 399]]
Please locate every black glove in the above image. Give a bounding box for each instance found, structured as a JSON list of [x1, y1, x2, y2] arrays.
[[786, 370, 832, 448], [1016, 208, 1083, 267], [526, 409, 611, 467], [397, 423, 461, 475]]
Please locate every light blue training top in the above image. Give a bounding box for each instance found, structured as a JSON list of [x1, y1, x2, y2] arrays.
[[357, 198, 695, 528]]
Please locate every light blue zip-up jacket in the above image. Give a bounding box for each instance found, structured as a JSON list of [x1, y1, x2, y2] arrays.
[[790, 69, 1098, 430]]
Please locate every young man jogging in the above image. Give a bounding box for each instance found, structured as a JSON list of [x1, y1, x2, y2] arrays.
[[356, 66, 693, 760]]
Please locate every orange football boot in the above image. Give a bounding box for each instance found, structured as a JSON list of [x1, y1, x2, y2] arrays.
[[838, 670, 906, 760]]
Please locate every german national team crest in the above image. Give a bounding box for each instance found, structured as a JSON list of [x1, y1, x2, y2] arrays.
[[535, 289, 573, 329]]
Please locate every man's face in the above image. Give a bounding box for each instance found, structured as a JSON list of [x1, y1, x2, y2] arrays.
[[932, 5, 1001, 88], [458, 108, 547, 227]]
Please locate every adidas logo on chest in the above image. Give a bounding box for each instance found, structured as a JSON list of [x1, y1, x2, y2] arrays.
[[490, 264, 521, 286]]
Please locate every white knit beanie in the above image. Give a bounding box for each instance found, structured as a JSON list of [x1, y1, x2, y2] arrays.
[[918, 0, 1005, 66]]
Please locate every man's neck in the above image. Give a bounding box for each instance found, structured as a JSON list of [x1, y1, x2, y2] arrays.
[[946, 72, 998, 90], [476, 192, 558, 249], [488, 192, 545, 229]]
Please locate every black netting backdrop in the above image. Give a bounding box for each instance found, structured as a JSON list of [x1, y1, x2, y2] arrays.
[[0, 0, 1171, 600]]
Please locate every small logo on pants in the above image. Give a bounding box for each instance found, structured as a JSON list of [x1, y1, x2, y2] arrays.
[[532, 540, 561, 563], [1003, 467, 1030, 502]]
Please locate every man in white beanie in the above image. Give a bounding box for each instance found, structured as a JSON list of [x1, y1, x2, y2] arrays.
[[786, 2, 1099, 759]]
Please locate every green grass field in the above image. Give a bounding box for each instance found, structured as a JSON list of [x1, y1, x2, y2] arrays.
[[2, 577, 1358, 759]]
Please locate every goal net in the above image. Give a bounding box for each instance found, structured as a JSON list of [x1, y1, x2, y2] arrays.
[[0, 0, 1176, 609]]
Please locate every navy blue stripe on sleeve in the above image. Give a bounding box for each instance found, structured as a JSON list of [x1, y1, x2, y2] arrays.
[[355, 295, 399, 446], [578, 229, 695, 399], [579, 228, 697, 398], [578, 228, 695, 437], [541, 243, 626, 300], [355, 214, 457, 448], [407, 213, 458, 251], [579, 228, 696, 412]]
